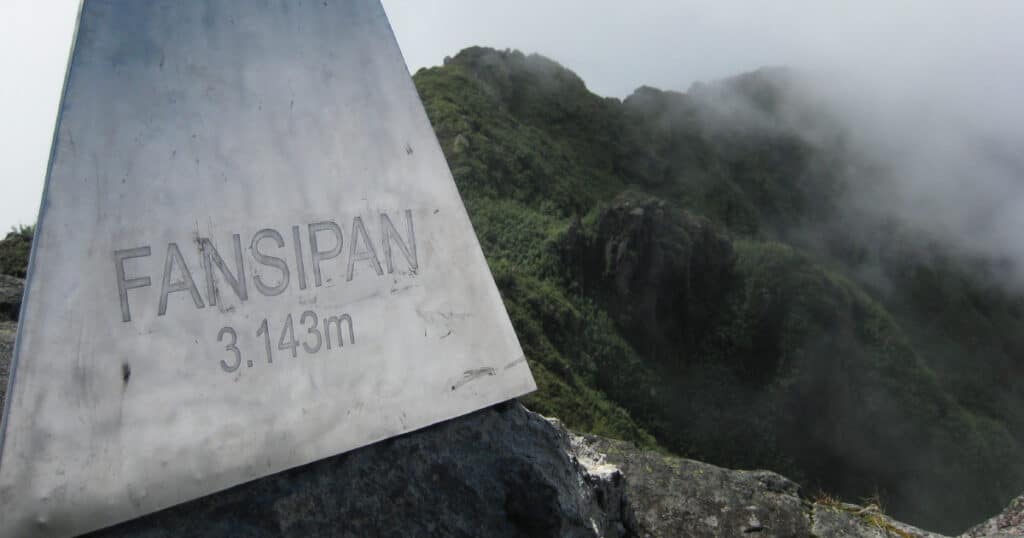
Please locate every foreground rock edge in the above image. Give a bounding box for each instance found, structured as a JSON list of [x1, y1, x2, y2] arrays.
[[0, 322, 1020, 537]]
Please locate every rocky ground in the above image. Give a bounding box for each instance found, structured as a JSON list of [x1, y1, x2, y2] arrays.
[[0, 276, 1021, 537]]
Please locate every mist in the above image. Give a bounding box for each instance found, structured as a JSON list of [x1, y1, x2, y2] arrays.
[[786, 67, 1024, 279], [621, 51, 1024, 529], [394, 2, 1024, 295], [5, 2, 1024, 233], [683, 55, 1024, 294]]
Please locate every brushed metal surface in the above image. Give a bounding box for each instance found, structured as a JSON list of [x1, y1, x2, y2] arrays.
[[0, 1, 535, 536]]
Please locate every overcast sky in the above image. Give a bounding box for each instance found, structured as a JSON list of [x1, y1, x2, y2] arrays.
[[1, 1, 1022, 232]]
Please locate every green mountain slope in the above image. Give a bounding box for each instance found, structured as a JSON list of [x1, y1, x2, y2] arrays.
[[413, 47, 1024, 533]]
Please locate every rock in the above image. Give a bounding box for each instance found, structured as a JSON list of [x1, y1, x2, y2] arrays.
[[0, 274, 23, 321], [0, 321, 15, 408], [562, 194, 736, 362], [962, 494, 1024, 538], [78, 401, 630, 538], [576, 434, 945, 538]]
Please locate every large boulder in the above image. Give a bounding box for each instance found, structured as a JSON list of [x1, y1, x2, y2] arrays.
[[83, 402, 629, 538], [578, 434, 944, 538]]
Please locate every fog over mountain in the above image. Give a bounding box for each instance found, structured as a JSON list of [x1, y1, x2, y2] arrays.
[[4, 1, 1024, 236], [778, 71, 1024, 280], [684, 64, 1024, 293]]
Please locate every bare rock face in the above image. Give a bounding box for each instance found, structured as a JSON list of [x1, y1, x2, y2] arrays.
[[561, 195, 736, 363], [575, 434, 945, 538], [580, 434, 810, 536], [78, 401, 629, 538]]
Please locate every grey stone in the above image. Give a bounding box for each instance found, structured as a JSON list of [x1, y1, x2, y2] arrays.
[[560, 195, 736, 363], [577, 434, 947, 538], [82, 402, 627, 538]]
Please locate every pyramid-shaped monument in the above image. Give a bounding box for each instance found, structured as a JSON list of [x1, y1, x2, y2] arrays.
[[0, 1, 535, 535]]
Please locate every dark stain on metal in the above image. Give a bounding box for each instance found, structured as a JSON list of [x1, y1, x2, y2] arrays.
[[121, 363, 131, 386], [503, 356, 527, 370], [451, 367, 496, 391]]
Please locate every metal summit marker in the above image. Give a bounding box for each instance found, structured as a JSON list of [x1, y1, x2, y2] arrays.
[[0, 1, 535, 535]]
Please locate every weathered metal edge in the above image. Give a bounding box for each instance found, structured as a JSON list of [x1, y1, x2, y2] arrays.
[[0, 0, 87, 465]]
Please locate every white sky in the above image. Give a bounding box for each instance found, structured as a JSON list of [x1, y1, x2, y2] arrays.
[[1, 1, 1023, 232]]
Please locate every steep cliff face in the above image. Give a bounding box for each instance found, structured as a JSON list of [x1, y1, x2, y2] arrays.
[[561, 195, 737, 364]]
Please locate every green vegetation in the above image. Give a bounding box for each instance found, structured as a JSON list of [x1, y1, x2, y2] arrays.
[[414, 48, 1024, 533]]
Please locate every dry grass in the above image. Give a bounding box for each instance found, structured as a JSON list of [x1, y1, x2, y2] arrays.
[[811, 491, 914, 538], [813, 490, 844, 508]]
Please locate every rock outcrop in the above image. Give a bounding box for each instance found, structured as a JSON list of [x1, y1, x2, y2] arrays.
[[86, 402, 629, 538], [0, 320, 1018, 537], [578, 433, 945, 538], [561, 195, 736, 362]]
